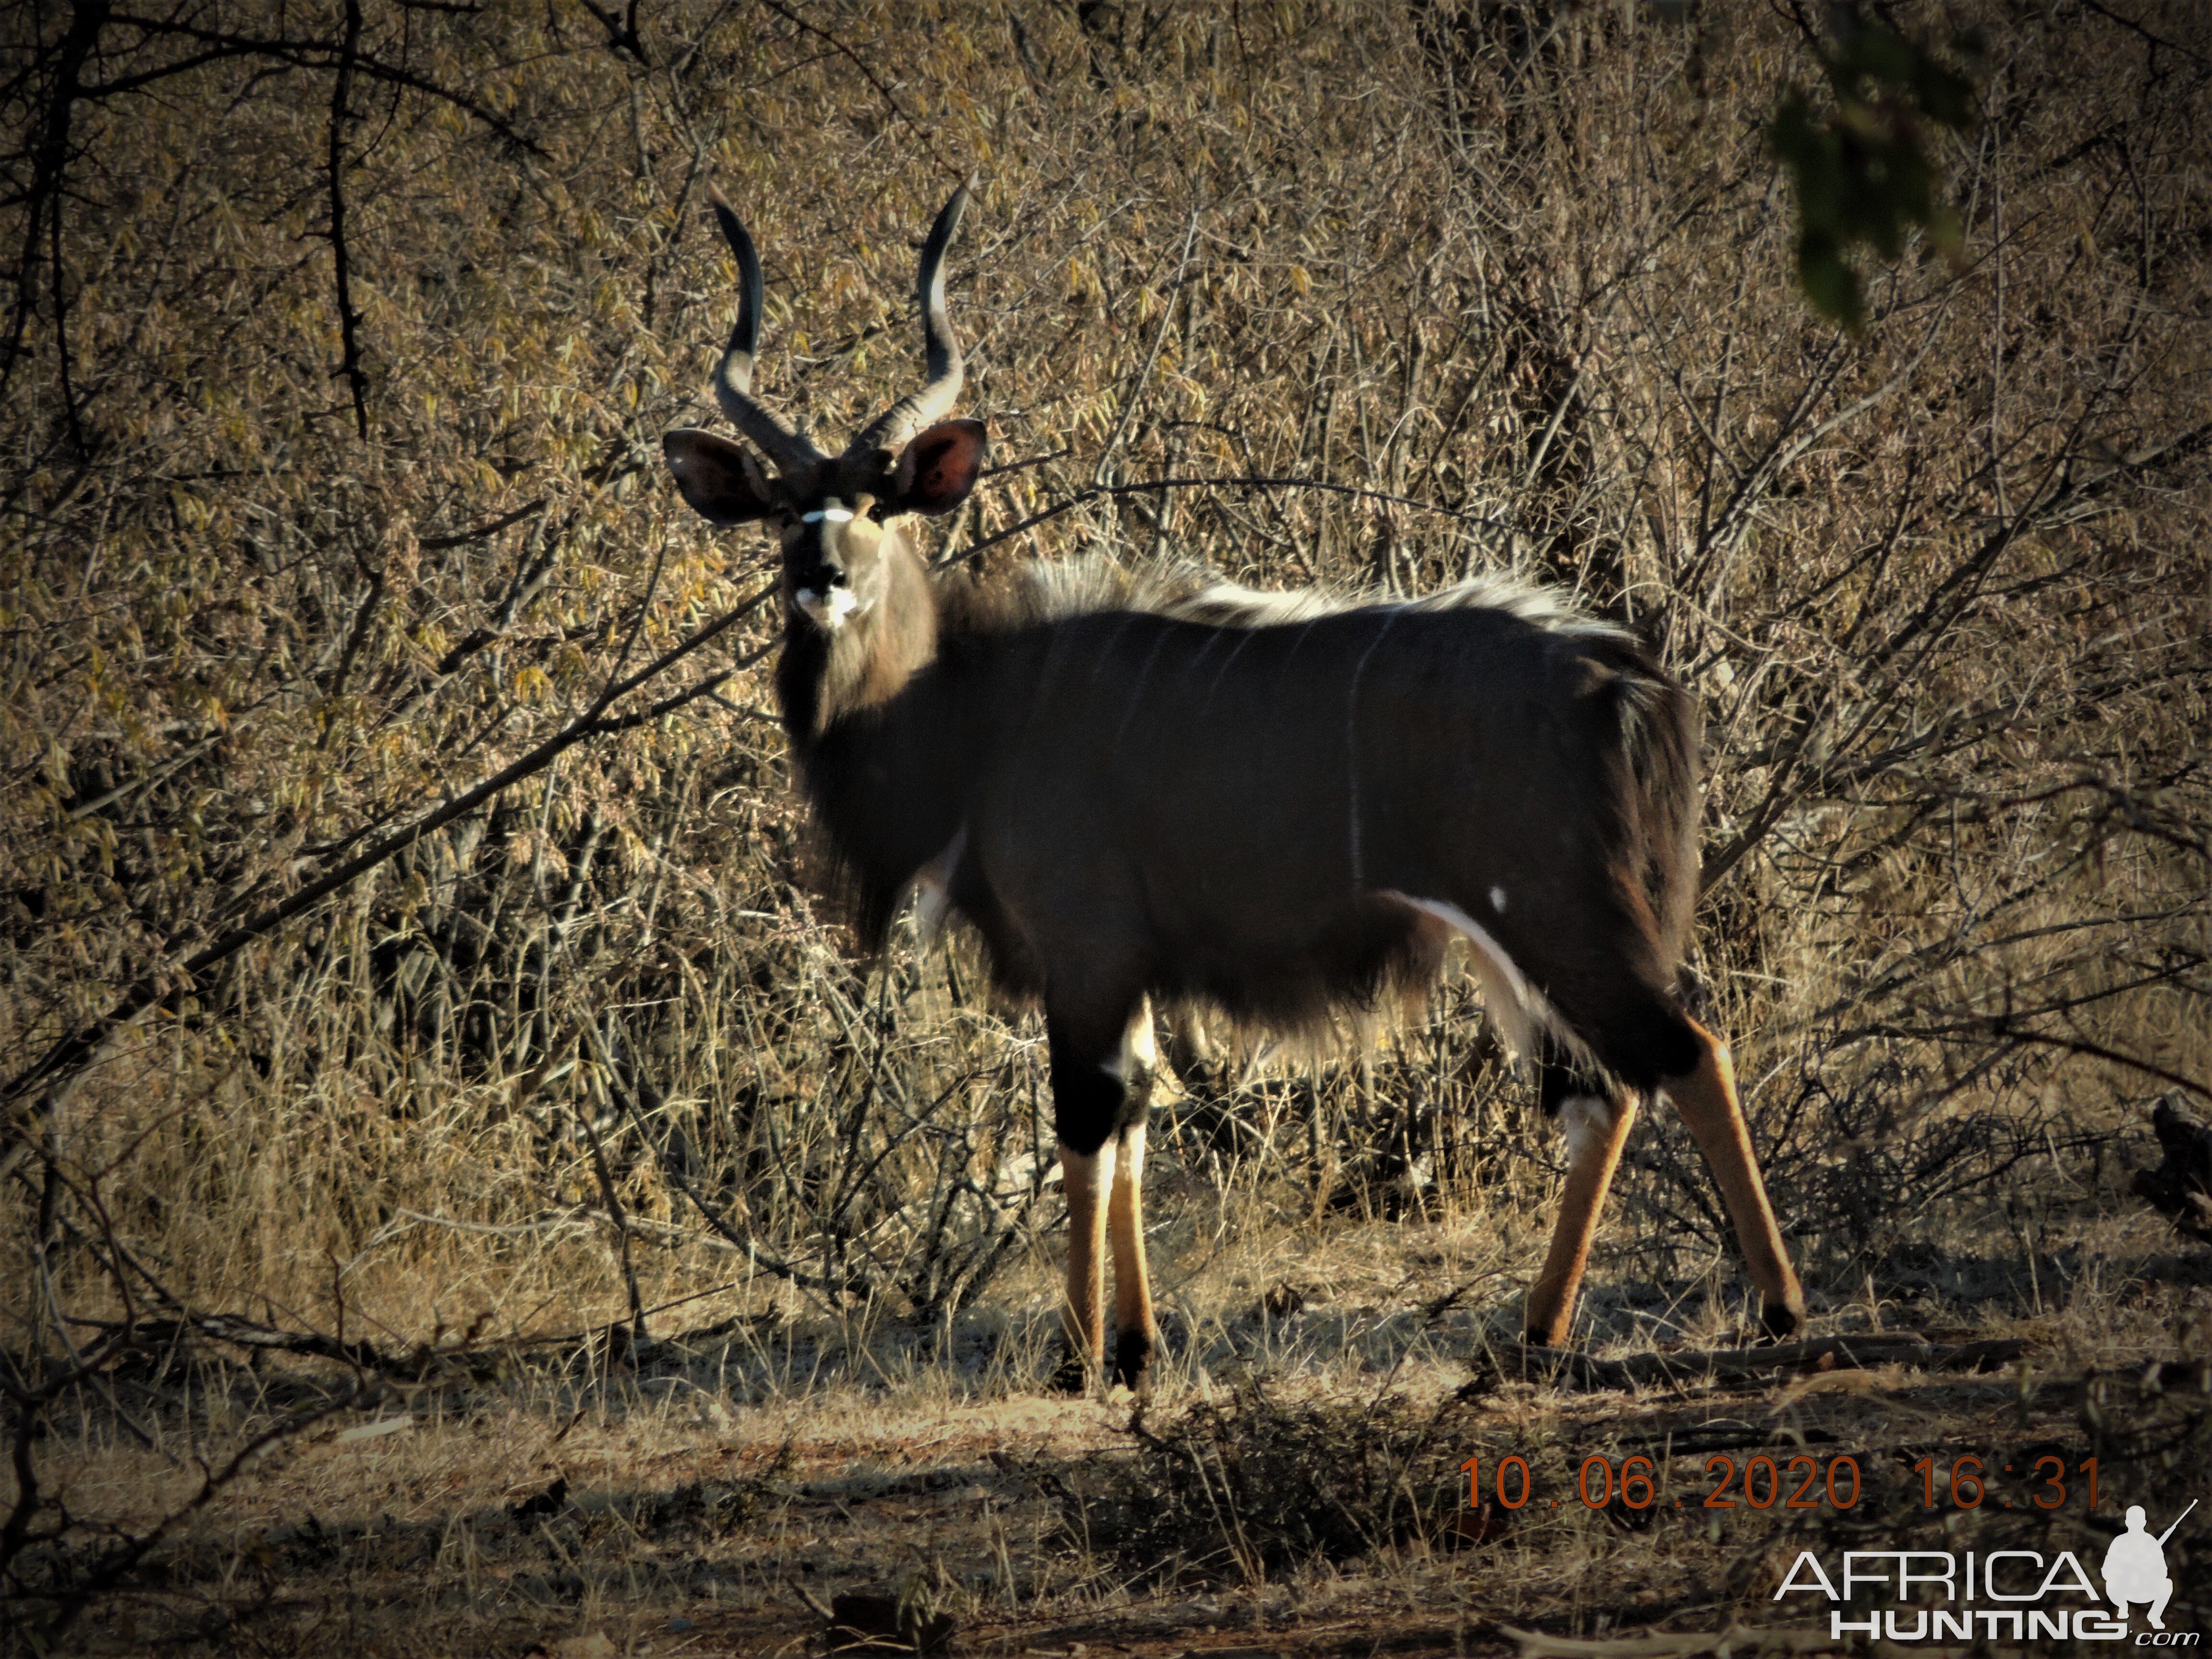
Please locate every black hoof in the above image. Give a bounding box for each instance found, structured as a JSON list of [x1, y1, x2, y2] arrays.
[[1048, 1350, 1091, 1395], [1112, 1327, 1155, 1397], [1760, 1296, 1806, 1341]]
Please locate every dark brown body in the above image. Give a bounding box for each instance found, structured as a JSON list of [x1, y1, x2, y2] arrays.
[[803, 587, 1700, 1096], [663, 181, 1805, 1395]]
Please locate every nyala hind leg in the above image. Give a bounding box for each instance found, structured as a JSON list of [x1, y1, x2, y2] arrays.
[[1524, 1046, 1637, 1348], [1657, 1018, 1804, 1338]]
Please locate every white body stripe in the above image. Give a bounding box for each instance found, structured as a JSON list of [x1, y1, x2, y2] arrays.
[[1376, 890, 1557, 1065], [1113, 628, 1173, 747], [1343, 611, 1399, 885]]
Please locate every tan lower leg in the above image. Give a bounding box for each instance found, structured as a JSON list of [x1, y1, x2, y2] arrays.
[[1060, 1140, 1114, 1372], [1664, 1020, 1805, 1334], [1108, 1120, 1155, 1391], [1526, 1092, 1637, 1346]]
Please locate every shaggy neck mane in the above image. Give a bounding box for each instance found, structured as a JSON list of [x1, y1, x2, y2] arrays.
[[1011, 557, 1627, 638]]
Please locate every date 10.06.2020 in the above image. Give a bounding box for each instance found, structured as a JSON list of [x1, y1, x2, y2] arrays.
[[1461, 1454, 2101, 1515]]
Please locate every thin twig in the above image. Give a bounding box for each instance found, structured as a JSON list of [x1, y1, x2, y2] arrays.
[[326, 0, 368, 439]]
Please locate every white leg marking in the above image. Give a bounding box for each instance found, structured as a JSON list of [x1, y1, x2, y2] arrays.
[[1102, 997, 1157, 1083], [1376, 890, 1539, 1061], [1062, 1140, 1116, 1195], [911, 825, 968, 947], [1555, 1094, 1620, 1164], [1108, 1115, 1154, 1381], [1116, 1115, 1148, 1179], [1061, 1139, 1115, 1363]]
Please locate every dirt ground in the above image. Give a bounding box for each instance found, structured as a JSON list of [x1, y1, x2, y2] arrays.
[[20, 1241, 2212, 1658]]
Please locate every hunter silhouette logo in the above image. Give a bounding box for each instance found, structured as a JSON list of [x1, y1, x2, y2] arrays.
[[1776, 1492, 2199, 1644], [2107, 1502, 2193, 1632]]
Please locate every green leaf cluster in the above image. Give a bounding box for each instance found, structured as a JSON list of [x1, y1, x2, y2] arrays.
[[1771, 9, 1982, 331]]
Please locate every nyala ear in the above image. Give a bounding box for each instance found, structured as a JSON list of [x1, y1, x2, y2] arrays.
[[890, 419, 987, 517], [663, 429, 777, 524]]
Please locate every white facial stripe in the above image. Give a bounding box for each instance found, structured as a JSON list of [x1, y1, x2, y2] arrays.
[[802, 505, 855, 524]]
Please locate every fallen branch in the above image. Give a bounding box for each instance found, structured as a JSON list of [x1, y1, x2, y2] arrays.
[[74, 1312, 419, 1379], [3, 1377, 377, 1645]]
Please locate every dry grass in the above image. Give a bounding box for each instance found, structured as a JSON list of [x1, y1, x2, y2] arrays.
[[16, 1254, 2212, 1655], [10, 1154, 2210, 1654]]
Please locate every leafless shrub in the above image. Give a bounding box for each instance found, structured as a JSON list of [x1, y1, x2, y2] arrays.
[[1052, 1383, 1465, 1586]]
